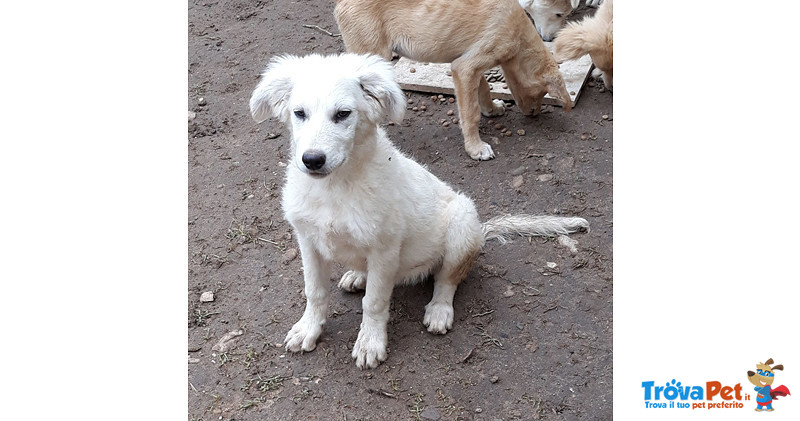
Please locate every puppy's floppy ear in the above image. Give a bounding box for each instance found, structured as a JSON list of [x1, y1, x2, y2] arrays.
[[250, 55, 300, 124], [352, 54, 406, 123], [546, 75, 572, 112]]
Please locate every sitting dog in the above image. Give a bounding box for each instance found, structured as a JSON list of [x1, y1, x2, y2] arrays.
[[334, 0, 572, 161], [249, 53, 589, 369], [554, 0, 613, 90], [518, 0, 580, 42]]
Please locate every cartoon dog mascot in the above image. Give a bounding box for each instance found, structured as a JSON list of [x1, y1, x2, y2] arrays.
[[747, 358, 791, 411]]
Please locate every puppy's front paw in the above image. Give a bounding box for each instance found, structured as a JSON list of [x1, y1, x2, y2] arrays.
[[284, 316, 323, 353], [351, 326, 388, 369], [338, 270, 366, 292], [481, 99, 506, 117], [467, 142, 495, 161], [423, 302, 454, 334]]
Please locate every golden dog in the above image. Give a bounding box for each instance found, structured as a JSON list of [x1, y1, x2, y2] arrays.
[[554, 0, 612, 90], [334, 0, 572, 160]]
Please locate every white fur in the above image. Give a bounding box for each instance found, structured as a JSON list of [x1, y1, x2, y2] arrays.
[[518, 0, 580, 41], [250, 53, 589, 369]]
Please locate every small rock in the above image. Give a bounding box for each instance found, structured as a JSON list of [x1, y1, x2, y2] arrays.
[[537, 174, 554, 182], [448, 98, 455, 103], [419, 105, 427, 111], [188, 111, 196, 121], [409, 68, 416, 73], [490, 376, 499, 384], [558, 235, 579, 254], [200, 291, 214, 302], [517, 129, 526, 136], [510, 165, 527, 176], [446, 109, 454, 116], [407, 99, 415, 104], [475, 408, 483, 413], [442, 121, 450, 127], [267, 132, 281, 139], [430, 95, 437, 102], [580, 134, 588, 141], [503, 287, 515, 298], [511, 175, 524, 189], [602, 114, 609, 120], [452, 118, 458, 124], [491, 137, 500, 145], [412, 106, 419, 111], [198, 97, 206, 106], [212, 329, 243, 353], [494, 124, 503, 130], [546, 262, 558, 269], [420, 407, 442, 420], [188, 357, 200, 364], [282, 248, 298, 264]]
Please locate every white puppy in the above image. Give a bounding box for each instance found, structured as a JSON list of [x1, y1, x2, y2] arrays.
[[518, 0, 580, 41], [250, 53, 589, 369]]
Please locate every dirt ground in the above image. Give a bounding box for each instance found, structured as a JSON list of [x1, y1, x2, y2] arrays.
[[188, 1, 612, 420]]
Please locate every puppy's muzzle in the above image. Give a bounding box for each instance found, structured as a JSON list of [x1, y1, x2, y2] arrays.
[[302, 150, 326, 171]]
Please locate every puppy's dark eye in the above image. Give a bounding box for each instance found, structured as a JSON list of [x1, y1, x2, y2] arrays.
[[334, 110, 351, 122], [555, 13, 563, 17], [294, 109, 306, 119]]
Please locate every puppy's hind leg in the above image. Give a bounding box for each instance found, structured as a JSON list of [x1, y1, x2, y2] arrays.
[[338, 270, 367, 292], [424, 195, 483, 334]]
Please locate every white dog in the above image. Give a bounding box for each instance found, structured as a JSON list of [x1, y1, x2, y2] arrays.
[[518, 0, 579, 41], [249, 53, 589, 369], [518, 0, 603, 41]]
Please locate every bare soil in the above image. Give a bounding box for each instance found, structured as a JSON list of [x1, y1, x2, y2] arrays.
[[188, 1, 612, 420]]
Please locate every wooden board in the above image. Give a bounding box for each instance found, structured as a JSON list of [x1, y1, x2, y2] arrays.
[[393, 42, 594, 108]]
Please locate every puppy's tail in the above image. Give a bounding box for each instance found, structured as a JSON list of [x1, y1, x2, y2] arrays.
[[482, 214, 589, 245]]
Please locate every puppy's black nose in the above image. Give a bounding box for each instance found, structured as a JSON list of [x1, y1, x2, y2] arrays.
[[302, 150, 326, 171]]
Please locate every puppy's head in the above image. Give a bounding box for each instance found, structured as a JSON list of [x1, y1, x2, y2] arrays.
[[502, 61, 572, 115], [250, 53, 405, 178], [747, 358, 783, 388], [523, 0, 579, 42]]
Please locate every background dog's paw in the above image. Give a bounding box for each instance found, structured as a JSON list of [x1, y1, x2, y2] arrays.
[[351, 327, 388, 369], [468, 142, 495, 161], [284, 317, 322, 353], [338, 270, 366, 292], [481, 99, 506, 117], [423, 302, 454, 334]]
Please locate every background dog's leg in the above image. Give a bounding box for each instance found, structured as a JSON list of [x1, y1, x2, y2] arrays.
[[452, 61, 495, 161], [424, 195, 483, 334], [478, 76, 505, 118], [352, 250, 399, 369], [284, 236, 331, 353]]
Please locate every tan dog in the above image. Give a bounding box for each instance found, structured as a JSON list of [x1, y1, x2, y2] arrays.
[[334, 0, 572, 161], [554, 0, 612, 90]]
